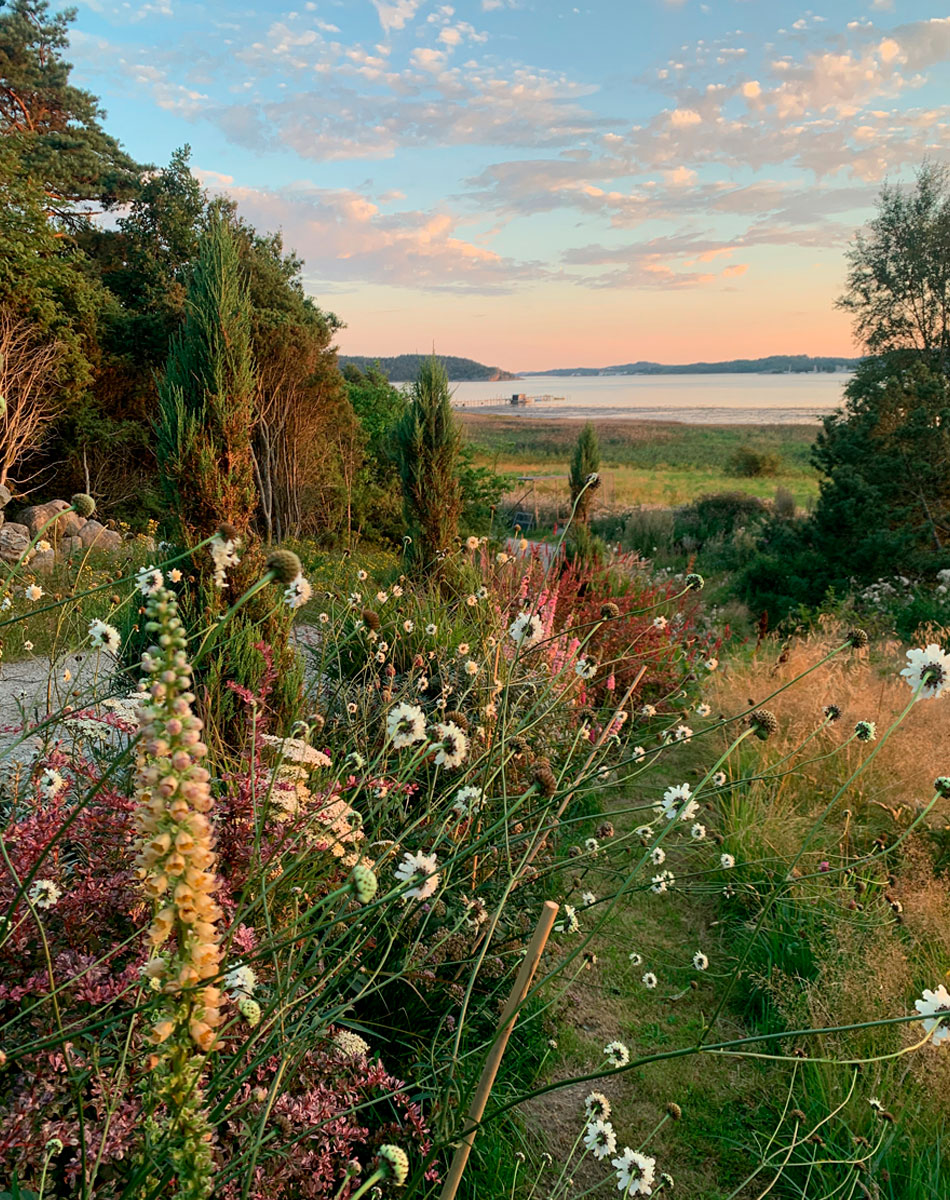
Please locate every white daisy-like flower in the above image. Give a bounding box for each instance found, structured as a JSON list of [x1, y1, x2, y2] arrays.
[[712, 771, 727, 787], [508, 610, 544, 648], [651, 846, 666, 865], [585, 1092, 611, 1121], [23, 640, 33, 652], [318, 611, 330, 624], [634, 825, 653, 844], [38, 767, 67, 800], [465, 660, 479, 676], [632, 745, 646, 759], [452, 785, 483, 816], [496, 551, 510, 564], [693, 951, 709, 971], [673, 724, 693, 742], [392, 584, 404, 597], [575, 657, 597, 680], [35, 539, 52, 553], [88, 618, 121, 653], [656, 782, 699, 823], [224, 963, 258, 997], [914, 985, 950, 1046], [135, 566, 163, 596], [354, 569, 367, 581], [28, 879, 62, 909], [696, 703, 711, 718], [466, 594, 478, 607], [651, 870, 675, 894], [900, 644, 950, 700], [348, 591, 362, 605], [612, 1147, 656, 1195], [386, 702, 427, 749], [0, 596, 10, 610], [466, 535, 480, 550], [652, 616, 668, 630], [557, 904, 581, 934], [628, 951, 643, 966], [394, 850, 440, 902], [720, 853, 736, 869], [376, 590, 388, 604], [24, 584, 44, 602], [284, 574, 312, 610], [704, 658, 719, 671], [425, 623, 437, 636], [585, 836, 600, 854], [403, 620, 414, 633], [604, 1041, 630, 1068], [432, 721, 468, 768], [642, 971, 658, 989], [168, 567, 183, 583], [690, 822, 706, 841], [640, 704, 657, 718], [584, 1119, 618, 1160], [581, 890, 597, 907]]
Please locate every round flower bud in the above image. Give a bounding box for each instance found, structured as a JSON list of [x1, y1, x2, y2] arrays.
[[585, 472, 601, 489], [45, 1137, 64, 1154], [855, 720, 876, 743], [847, 628, 869, 649], [822, 704, 841, 722], [934, 776, 950, 798], [350, 864, 378, 904], [444, 710, 469, 733], [377, 1145, 409, 1186], [748, 708, 778, 740], [666, 1102, 682, 1120], [71, 493, 96, 518], [238, 996, 261, 1027], [218, 521, 240, 541], [361, 608, 381, 631], [265, 549, 303, 585], [684, 572, 704, 591], [600, 601, 620, 619]]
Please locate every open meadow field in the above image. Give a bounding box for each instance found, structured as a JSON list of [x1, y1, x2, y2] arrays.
[[461, 415, 821, 512]]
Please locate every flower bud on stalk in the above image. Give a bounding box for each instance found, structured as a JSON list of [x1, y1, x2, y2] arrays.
[[132, 585, 221, 1199]]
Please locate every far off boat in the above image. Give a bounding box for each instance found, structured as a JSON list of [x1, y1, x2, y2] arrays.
[[452, 391, 567, 408]]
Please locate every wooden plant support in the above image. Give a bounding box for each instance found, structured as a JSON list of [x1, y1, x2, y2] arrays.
[[439, 900, 559, 1200]]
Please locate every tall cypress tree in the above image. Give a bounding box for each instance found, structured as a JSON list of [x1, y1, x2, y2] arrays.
[[155, 217, 301, 741], [157, 216, 257, 543], [569, 420, 600, 526], [395, 355, 462, 567]]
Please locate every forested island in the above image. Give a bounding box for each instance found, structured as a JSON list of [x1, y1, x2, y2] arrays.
[[339, 353, 519, 381], [527, 354, 859, 375]]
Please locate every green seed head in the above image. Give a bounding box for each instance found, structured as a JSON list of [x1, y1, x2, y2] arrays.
[[266, 549, 303, 585], [350, 864, 379, 905], [71, 493, 96, 519]]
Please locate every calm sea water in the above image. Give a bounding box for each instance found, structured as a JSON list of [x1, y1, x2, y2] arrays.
[[450, 372, 850, 424]]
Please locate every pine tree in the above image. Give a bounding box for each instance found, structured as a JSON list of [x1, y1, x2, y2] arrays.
[[395, 355, 462, 568], [569, 421, 600, 526], [157, 216, 257, 543]]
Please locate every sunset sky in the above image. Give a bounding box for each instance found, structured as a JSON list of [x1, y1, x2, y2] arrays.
[[69, 0, 950, 368]]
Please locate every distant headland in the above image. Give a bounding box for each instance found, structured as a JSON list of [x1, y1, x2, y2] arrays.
[[339, 353, 860, 381]]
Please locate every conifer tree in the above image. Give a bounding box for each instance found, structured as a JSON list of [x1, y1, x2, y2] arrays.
[[569, 420, 600, 526], [395, 355, 462, 567]]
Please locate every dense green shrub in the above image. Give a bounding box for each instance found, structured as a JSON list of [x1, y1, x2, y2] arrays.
[[673, 491, 769, 549], [727, 445, 780, 477]]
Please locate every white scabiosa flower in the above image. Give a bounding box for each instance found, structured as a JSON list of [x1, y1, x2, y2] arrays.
[[88, 618, 121, 653], [432, 721, 468, 768], [642, 971, 658, 989], [612, 1148, 656, 1196], [652, 616, 668, 630], [284, 574, 312, 610], [403, 620, 414, 632], [575, 657, 597, 680], [452, 785, 483, 816], [704, 658, 718, 671], [386, 702, 427, 749], [640, 704, 657, 718], [394, 850, 440, 901], [376, 590, 388, 604], [28, 879, 62, 909], [24, 584, 44, 602], [855, 720, 876, 743], [584, 1119, 618, 1160], [915, 985, 950, 1046], [628, 951, 643, 966], [224, 963, 258, 997], [690, 822, 706, 841], [356, 569, 368, 581], [720, 853, 736, 869], [673, 724, 693, 742], [581, 890, 597, 907], [651, 870, 675, 894], [632, 745, 646, 759], [425, 623, 437, 636], [604, 1040, 630, 1068], [900, 644, 950, 700], [650, 846, 666, 866], [585, 837, 600, 854], [712, 771, 727, 787], [465, 535, 480, 550], [556, 904, 581, 934], [693, 951, 709, 971], [508, 610, 544, 648], [465, 659, 479, 676], [38, 767, 67, 801], [656, 782, 699, 823], [135, 565, 163, 596], [208, 533, 241, 588], [696, 703, 711, 718], [585, 1091, 611, 1121]]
